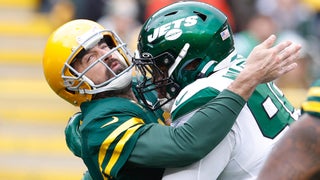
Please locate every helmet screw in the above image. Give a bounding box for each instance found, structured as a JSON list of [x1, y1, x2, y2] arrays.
[[164, 58, 169, 64]]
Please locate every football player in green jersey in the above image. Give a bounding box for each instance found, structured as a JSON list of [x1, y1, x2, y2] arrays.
[[258, 79, 320, 180], [135, 1, 302, 179], [42, 17, 299, 179]]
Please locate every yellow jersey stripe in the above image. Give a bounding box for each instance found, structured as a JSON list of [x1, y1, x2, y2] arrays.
[[307, 87, 320, 97], [302, 101, 320, 113], [98, 118, 144, 175], [105, 124, 143, 175]]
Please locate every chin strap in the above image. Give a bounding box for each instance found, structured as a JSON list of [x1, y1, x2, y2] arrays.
[[102, 68, 133, 91], [80, 68, 133, 95]]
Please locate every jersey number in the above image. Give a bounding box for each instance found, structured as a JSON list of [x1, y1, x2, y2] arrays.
[[247, 83, 296, 139]]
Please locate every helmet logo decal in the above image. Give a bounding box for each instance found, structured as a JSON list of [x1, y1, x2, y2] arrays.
[[147, 15, 198, 43], [165, 29, 182, 41], [220, 28, 230, 40]]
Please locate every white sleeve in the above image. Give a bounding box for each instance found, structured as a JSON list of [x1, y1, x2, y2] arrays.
[[162, 130, 235, 180]]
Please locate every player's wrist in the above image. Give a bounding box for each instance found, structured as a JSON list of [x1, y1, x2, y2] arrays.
[[228, 70, 259, 100]]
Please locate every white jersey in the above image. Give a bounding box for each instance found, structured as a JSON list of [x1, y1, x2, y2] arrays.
[[162, 56, 298, 180]]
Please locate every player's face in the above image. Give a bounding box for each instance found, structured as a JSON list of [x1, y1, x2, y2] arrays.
[[151, 64, 170, 98], [72, 42, 127, 85]]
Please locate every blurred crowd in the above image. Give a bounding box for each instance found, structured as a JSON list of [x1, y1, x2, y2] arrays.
[[37, 0, 320, 107]]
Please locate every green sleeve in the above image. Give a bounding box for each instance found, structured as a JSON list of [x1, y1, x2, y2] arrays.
[[128, 89, 245, 167]]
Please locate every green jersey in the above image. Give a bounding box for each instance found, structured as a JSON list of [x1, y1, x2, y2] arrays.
[[79, 90, 246, 179], [80, 97, 163, 179]]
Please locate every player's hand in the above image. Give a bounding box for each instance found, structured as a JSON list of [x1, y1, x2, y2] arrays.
[[228, 34, 301, 100], [65, 112, 82, 157], [244, 34, 301, 84], [301, 79, 320, 118]]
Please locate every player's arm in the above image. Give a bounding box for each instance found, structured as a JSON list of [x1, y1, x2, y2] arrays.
[[129, 89, 243, 167], [65, 89, 244, 168], [129, 35, 301, 167]]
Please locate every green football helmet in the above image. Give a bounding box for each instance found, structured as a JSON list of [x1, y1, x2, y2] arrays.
[[134, 1, 235, 110]]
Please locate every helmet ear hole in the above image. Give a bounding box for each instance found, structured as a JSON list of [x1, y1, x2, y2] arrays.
[[183, 58, 202, 71]]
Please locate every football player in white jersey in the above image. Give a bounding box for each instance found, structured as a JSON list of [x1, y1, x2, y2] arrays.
[[135, 1, 301, 179]]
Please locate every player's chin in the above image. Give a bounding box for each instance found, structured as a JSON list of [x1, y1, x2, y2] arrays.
[[115, 66, 128, 75]]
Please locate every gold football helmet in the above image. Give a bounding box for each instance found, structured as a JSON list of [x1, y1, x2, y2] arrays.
[[42, 19, 133, 106]]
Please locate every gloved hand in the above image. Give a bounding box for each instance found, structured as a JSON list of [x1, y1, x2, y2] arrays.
[[301, 79, 320, 118], [65, 112, 82, 157]]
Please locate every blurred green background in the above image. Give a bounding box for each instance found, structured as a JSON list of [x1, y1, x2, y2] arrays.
[[0, 0, 85, 179]]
